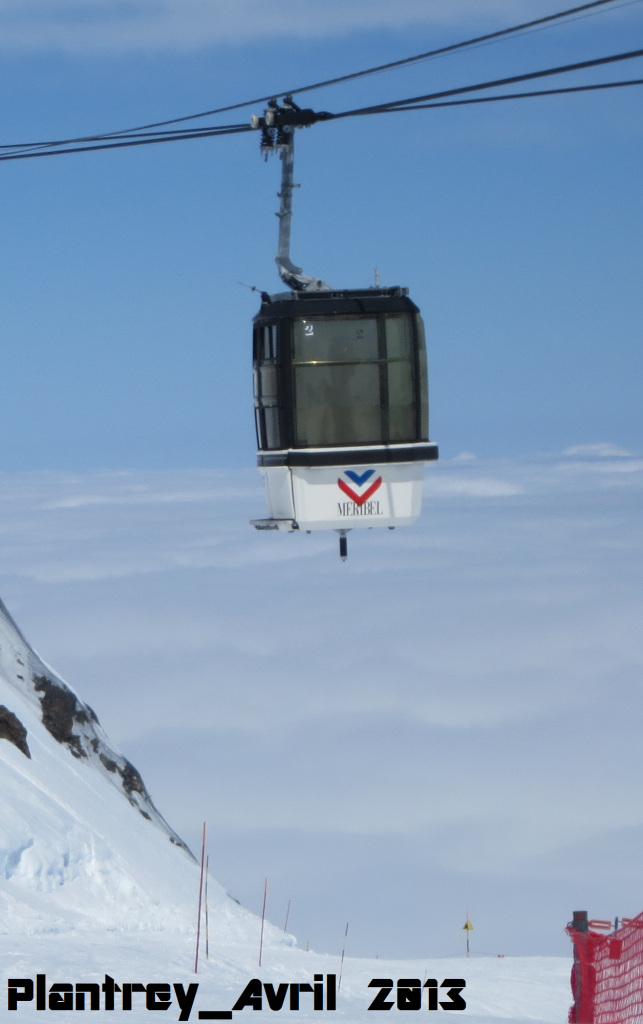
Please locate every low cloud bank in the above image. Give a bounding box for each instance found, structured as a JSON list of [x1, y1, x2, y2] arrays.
[[0, 447, 640, 956], [0, 0, 534, 54]]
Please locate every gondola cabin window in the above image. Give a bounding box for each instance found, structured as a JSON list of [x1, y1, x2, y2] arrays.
[[293, 314, 419, 447], [253, 324, 281, 449]]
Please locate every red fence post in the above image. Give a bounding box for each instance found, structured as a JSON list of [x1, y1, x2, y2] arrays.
[[569, 912, 589, 1023]]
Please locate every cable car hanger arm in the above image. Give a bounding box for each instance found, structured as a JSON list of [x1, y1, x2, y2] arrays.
[[275, 131, 331, 293], [253, 98, 332, 292]]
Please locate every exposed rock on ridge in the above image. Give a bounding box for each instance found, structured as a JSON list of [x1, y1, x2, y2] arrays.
[[0, 705, 30, 758], [0, 596, 192, 858]]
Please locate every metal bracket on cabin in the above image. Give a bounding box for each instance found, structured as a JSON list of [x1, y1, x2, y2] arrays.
[[250, 518, 299, 532]]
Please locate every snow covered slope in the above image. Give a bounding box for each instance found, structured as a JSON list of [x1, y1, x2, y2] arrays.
[[0, 591, 573, 1023], [0, 934, 572, 1024], [0, 596, 189, 849], [0, 593, 277, 941]]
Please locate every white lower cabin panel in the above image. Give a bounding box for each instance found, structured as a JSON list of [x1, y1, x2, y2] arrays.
[[260, 463, 425, 531]]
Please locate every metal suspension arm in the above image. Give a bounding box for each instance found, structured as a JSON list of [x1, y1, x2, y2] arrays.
[[251, 98, 331, 293], [275, 131, 330, 292]]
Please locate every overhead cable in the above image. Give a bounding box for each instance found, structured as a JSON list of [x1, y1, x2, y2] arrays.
[[0, 48, 641, 161], [0, 123, 249, 153], [92, 0, 634, 135], [328, 46, 643, 118], [0, 0, 633, 152], [0, 124, 251, 162], [382, 77, 643, 111]]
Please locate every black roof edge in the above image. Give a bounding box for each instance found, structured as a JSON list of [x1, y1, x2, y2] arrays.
[[254, 287, 420, 321], [269, 287, 409, 302]]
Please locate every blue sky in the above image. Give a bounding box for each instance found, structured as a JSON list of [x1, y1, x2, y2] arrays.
[[0, 0, 641, 469], [0, 0, 641, 960]]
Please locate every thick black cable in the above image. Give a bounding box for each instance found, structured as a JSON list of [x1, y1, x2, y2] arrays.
[[0, 76, 640, 162], [3, 40, 641, 160], [0, 48, 641, 159], [0, 0, 633, 151], [0, 125, 251, 162], [382, 77, 643, 110], [81, 0, 633, 136], [0, 123, 249, 152], [329, 46, 643, 119]]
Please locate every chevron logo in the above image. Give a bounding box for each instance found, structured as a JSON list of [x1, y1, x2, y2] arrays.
[[337, 469, 382, 506]]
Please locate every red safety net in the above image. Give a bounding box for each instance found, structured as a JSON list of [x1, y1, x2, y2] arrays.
[[567, 912, 643, 1024]]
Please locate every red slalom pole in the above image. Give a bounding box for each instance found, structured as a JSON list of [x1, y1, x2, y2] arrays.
[[205, 855, 210, 960], [338, 922, 349, 992], [259, 878, 268, 967], [194, 822, 207, 974]]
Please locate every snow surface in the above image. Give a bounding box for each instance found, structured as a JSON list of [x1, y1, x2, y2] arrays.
[[0, 593, 572, 1021], [0, 933, 572, 1023], [0, 593, 286, 943]]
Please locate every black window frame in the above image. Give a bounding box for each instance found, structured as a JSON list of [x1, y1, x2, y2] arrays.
[[253, 322, 285, 451], [252, 290, 429, 453]]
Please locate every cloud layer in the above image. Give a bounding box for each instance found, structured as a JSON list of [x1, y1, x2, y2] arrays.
[[0, 0, 529, 54], [0, 447, 641, 957]]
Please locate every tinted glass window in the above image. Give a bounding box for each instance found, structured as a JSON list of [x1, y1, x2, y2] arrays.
[[259, 365, 278, 402], [294, 363, 381, 446], [263, 324, 277, 362], [415, 314, 429, 441], [293, 314, 417, 447], [385, 316, 414, 441], [263, 407, 281, 449], [294, 318, 379, 362], [294, 318, 380, 446], [254, 322, 282, 450]]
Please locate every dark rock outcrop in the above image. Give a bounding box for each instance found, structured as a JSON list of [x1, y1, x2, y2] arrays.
[[29, 671, 192, 855], [0, 705, 31, 758], [33, 675, 87, 759], [0, 594, 193, 860]]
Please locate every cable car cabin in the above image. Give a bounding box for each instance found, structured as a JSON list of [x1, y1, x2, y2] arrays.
[[250, 286, 438, 538]]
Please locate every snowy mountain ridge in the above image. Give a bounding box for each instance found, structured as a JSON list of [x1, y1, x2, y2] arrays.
[[0, 594, 273, 942], [0, 595, 189, 853]]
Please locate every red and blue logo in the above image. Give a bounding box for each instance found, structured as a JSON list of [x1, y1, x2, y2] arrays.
[[337, 469, 382, 506]]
